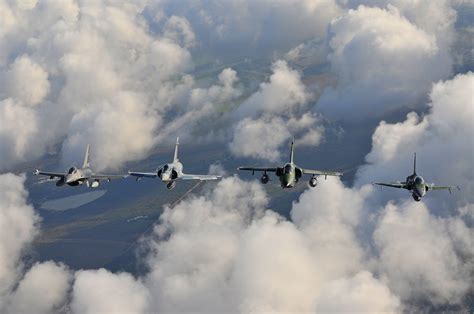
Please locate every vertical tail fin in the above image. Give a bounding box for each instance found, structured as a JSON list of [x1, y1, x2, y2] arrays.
[[413, 152, 417, 175], [82, 144, 90, 168], [173, 137, 179, 162], [290, 138, 294, 164]]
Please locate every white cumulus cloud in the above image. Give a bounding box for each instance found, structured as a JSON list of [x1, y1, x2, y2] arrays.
[[318, 5, 453, 118]]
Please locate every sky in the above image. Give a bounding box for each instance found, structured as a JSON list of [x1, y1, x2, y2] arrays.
[[0, 0, 473, 313]]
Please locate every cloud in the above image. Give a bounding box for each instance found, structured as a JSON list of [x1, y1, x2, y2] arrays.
[[346, 0, 456, 45], [155, 67, 242, 143], [0, 0, 466, 172], [145, 177, 268, 312], [291, 178, 369, 279], [230, 117, 291, 161], [1, 1, 269, 172], [0, 98, 41, 169], [229, 115, 324, 162], [0, 173, 39, 303], [70, 269, 150, 314], [230, 212, 320, 313], [0, 1, 237, 172], [163, 15, 196, 48], [61, 173, 468, 312], [189, 68, 241, 108], [315, 271, 401, 312], [2, 172, 472, 312], [351, 73, 474, 307], [230, 61, 324, 161], [141, 176, 402, 312], [296, 128, 324, 146], [208, 162, 227, 176], [149, 0, 342, 56], [294, 178, 472, 310], [61, 92, 157, 171], [145, 176, 393, 312], [318, 5, 453, 118], [285, 38, 329, 65], [356, 72, 474, 209], [374, 201, 473, 304], [1, 55, 50, 106], [235, 60, 310, 117], [0, 2, 471, 313], [5, 261, 71, 314]]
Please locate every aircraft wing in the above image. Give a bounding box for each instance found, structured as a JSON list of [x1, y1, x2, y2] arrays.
[[128, 171, 158, 178], [427, 184, 460, 193], [238, 167, 277, 172], [302, 169, 343, 177], [90, 174, 126, 181], [34, 169, 65, 178], [374, 182, 407, 189], [180, 174, 221, 181]]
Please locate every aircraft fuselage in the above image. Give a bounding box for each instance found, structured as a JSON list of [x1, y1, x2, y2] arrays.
[[157, 161, 182, 182], [404, 175, 426, 201], [64, 167, 93, 186], [278, 163, 298, 188]]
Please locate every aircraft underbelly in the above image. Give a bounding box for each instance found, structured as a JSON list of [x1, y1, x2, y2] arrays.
[[280, 174, 295, 188], [413, 185, 425, 197]]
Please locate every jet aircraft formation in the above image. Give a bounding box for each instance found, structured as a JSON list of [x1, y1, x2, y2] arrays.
[[34, 138, 458, 201]]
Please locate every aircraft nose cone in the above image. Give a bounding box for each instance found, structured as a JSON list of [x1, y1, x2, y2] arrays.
[[161, 173, 170, 181], [414, 185, 425, 198]]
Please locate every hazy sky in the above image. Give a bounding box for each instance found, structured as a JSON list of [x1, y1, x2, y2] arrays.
[[0, 0, 472, 313]]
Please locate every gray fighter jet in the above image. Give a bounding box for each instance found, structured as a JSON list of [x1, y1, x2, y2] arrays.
[[34, 145, 125, 188], [128, 137, 221, 190], [374, 153, 459, 201], [238, 139, 342, 188]]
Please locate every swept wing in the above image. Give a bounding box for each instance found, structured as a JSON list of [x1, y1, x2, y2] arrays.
[[180, 174, 221, 180], [34, 169, 65, 179], [427, 184, 460, 193], [238, 167, 277, 172], [90, 174, 126, 181], [302, 168, 343, 177], [374, 182, 407, 189], [128, 171, 158, 178]]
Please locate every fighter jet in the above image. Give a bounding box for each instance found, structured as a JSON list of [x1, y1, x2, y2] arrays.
[[238, 139, 342, 188], [128, 137, 221, 189], [374, 153, 459, 201], [34, 144, 125, 188]]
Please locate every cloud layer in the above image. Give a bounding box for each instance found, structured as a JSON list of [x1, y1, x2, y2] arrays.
[[318, 4, 454, 118], [0, 1, 472, 313], [357, 72, 474, 209], [230, 61, 324, 161], [0, 173, 39, 302], [3, 172, 472, 312], [0, 1, 244, 172]]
